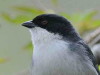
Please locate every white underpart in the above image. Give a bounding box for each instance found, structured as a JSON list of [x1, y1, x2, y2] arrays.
[[29, 27, 98, 75]]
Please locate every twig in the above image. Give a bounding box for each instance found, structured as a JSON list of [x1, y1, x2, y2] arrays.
[[84, 27, 100, 46]]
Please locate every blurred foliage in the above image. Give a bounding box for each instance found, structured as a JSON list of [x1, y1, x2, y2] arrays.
[[51, 0, 58, 6], [1, 6, 45, 24], [60, 11, 100, 34], [23, 42, 33, 50], [1, 6, 100, 34], [0, 58, 7, 64], [1, 6, 100, 50]]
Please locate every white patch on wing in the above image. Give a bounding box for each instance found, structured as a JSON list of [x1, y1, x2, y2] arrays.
[[29, 27, 98, 75]]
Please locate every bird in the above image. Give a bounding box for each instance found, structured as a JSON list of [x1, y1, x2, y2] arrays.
[[22, 14, 100, 75]]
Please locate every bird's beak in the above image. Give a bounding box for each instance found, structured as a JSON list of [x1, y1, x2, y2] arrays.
[[22, 21, 35, 28]]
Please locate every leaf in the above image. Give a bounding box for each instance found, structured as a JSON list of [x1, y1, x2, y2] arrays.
[[13, 6, 45, 14], [79, 11, 98, 22], [23, 42, 33, 50], [92, 20, 100, 26], [70, 13, 82, 23], [1, 13, 14, 22], [11, 15, 33, 24], [0, 58, 7, 63], [87, 20, 100, 30], [1, 13, 35, 24]]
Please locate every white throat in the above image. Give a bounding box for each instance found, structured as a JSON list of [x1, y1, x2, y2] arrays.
[[29, 27, 62, 45]]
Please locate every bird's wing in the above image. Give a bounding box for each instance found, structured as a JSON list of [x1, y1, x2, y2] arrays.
[[78, 41, 100, 75]]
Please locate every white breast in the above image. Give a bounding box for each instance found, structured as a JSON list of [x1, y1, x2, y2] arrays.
[[29, 27, 98, 75]]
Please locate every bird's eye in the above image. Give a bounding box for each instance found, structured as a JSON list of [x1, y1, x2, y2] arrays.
[[41, 20, 48, 25]]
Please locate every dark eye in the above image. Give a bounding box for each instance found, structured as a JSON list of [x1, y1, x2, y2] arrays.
[[41, 20, 48, 25]]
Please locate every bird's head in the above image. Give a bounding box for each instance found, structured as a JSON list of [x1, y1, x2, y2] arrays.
[[22, 14, 81, 43]]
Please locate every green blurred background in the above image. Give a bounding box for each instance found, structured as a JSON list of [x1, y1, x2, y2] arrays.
[[0, 0, 100, 75]]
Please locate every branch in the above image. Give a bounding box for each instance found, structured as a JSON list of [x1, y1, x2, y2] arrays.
[[84, 27, 100, 46]]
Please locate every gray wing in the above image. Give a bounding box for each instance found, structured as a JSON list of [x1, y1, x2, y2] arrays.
[[69, 40, 100, 75], [78, 41, 100, 75]]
